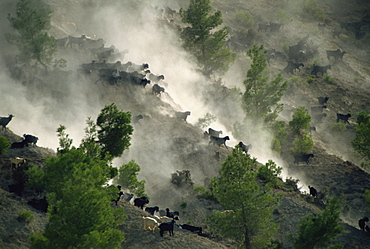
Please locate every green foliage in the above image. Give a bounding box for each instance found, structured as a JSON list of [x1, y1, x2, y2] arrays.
[[275, 8, 293, 24], [270, 120, 288, 154], [194, 186, 214, 200], [56, 125, 73, 153], [331, 122, 347, 132], [18, 210, 34, 223], [323, 74, 334, 84], [209, 147, 280, 248], [257, 160, 283, 189], [284, 177, 300, 192], [364, 189, 370, 212], [302, 0, 326, 22], [6, 0, 57, 69], [97, 103, 133, 158], [0, 136, 10, 155], [289, 106, 311, 134], [306, 76, 314, 83], [195, 113, 217, 129], [352, 111, 370, 164], [291, 132, 314, 155], [234, 11, 254, 28], [25, 165, 45, 193], [180, 202, 187, 209], [292, 196, 343, 249], [242, 45, 288, 123], [114, 160, 146, 196], [180, 0, 236, 76]]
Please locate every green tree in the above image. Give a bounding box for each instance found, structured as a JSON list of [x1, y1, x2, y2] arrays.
[[291, 132, 314, 155], [242, 45, 288, 123], [292, 196, 343, 249], [6, 0, 57, 69], [0, 136, 10, 155], [352, 111, 370, 165], [208, 147, 280, 249], [180, 0, 236, 77], [114, 160, 146, 197], [289, 106, 311, 134], [97, 103, 133, 158]]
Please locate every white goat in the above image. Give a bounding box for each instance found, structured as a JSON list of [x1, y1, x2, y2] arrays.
[[142, 216, 159, 232]]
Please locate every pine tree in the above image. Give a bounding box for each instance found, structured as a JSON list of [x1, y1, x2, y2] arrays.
[[180, 0, 236, 77], [242, 45, 287, 123], [6, 0, 57, 69], [208, 147, 280, 249], [352, 111, 370, 166]]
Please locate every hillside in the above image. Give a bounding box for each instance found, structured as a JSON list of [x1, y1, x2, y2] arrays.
[[0, 0, 370, 248]]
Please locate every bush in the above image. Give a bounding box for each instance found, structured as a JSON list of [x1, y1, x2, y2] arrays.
[[331, 122, 347, 132], [194, 186, 215, 200], [291, 133, 314, 155], [306, 76, 314, 83], [195, 113, 216, 129], [180, 202, 187, 209], [18, 210, 34, 223], [257, 160, 283, 188], [323, 74, 334, 84], [234, 11, 254, 28], [302, 0, 326, 21], [275, 8, 292, 24], [285, 177, 300, 191], [289, 106, 311, 134], [171, 170, 194, 188], [0, 136, 10, 155]]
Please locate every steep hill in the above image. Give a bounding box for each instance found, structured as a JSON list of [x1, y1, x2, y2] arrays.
[[0, 0, 370, 248]]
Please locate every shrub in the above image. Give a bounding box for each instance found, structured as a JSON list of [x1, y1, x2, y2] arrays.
[[306, 76, 314, 83], [18, 210, 34, 223], [291, 133, 314, 155], [285, 177, 300, 191], [323, 74, 334, 83], [234, 11, 254, 28], [289, 106, 311, 134], [302, 0, 326, 21], [194, 186, 215, 200], [257, 160, 283, 188], [331, 122, 347, 132], [275, 8, 293, 24], [0, 136, 10, 155], [195, 113, 216, 129], [180, 202, 187, 209]]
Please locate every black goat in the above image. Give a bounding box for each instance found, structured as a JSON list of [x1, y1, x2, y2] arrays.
[[159, 220, 175, 237], [145, 206, 159, 215], [284, 61, 304, 74], [133, 115, 144, 126], [175, 111, 191, 122], [359, 217, 369, 231], [166, 208, 179, 218], [317, 96, 329, 105], [10, 140, 27, 149], [134, 196, 149, 209], [152, 83, 165, 95], [326, 49, 346, 61], [308, 185, 318, 197], [23, 134, 38, 147], [337, 113, 351, 124], [181, 224, 203, 234], [294, 154, 314, 165], [209, 136, 230, 148], [238, 141, 252, 154], [0, 114, 14, 130], [311, 65, 331, 76]]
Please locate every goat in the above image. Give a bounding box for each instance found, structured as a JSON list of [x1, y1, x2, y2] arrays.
[[142, 216, 160, 232], [145, 206, 160, 216], [180, 224, 203, 234], [238, 141, 252, 154], [175, 111, 191, 122], [122, 192, 134, 202], [308, 185, 318, 197], [311, 65, 331, 76], [148, 73, 164, 83], [9, 157, 26, 170], [23, 134, 38, 147], [294, 154, 314, 165], [127, 63, 149, 73], [258, 23, 270, 32], [309, 126, 317, 134], [269, 22, 282, 32], [134, 196, 149, 209], [331, 31, 342, 38], [310, 105, 327, 113], [326, 49, 346, 61], [208, 128, 222, 137], [359, 217, 369, 231], [133, 115, 144, 126], [318, 23, 326, 34], [366, 225, 370, 235], [209, 136, 230, 148], [284, 61, 304, 74], [154, 215, 178, 223], [166, 208, 179, 219], [0, 114, 14, 130], [10, 140, 27, 149], [317, 96, 329, 105], [159, 220, 175, 237], [67, 35, 86, 48], [337, 113, 351, 124], [152, 84, 165, 96]]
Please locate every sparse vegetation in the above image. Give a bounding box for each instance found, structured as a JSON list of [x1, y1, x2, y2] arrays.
[[352, 111, 370, 166], [306, 76, 314, 83], [284, 177, 300, 192], [331, 122, 347, 132], [302, 0, 326, 21], [0, 136, 10, 155], [17, 210, 34, 223], [323, 74, 334, 84], [234, 11, 254, 28], [193, 186, 214, 200], [195, 113, 217, 129]]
